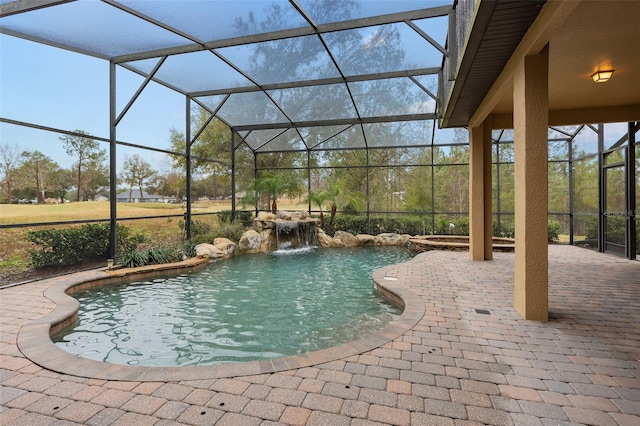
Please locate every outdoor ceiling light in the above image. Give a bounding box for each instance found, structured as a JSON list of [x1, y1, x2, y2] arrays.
[[591, 70, 614, 83]]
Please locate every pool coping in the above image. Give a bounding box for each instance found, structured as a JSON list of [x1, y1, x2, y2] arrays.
[[16, 255, 425, 382]]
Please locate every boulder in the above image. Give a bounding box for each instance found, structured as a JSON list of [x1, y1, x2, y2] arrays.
[[376, 233, 404, 246], [335, 230, 359, 247], [238, 230, 263, 253], [213, 238, 237, 256], [317, 228, 345, 248], [276, 210, 310, 221], [195, 243, 224, 259], [356, 234, 376, 245], [254, 212, 277, 230], [276, 210, 292, 220], [260, 228, 277, 252], [290, 210, 309, 220], [257, 211, 277, 221]]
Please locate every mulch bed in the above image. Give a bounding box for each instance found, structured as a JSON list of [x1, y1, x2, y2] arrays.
[[1, 260, 106, 287]]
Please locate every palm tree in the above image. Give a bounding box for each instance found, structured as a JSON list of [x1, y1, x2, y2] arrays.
[[307, 189, 329, 227], [326, 179, 343, 227], [254, 172, 300, 214], [325, 178, 367, 227]]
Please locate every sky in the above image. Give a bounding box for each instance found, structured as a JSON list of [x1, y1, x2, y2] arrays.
[[0, 33, 185, 172]]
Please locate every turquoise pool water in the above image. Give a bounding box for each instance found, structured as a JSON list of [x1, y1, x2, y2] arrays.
[[54, 246, 413, 367]]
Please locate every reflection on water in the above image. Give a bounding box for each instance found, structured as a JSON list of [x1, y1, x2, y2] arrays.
[[54, 247, 413, 367]]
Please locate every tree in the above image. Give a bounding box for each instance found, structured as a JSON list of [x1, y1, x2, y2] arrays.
[[0, 143, 22, 203], [60, 131, 107, 202], [154, 171, 185, 202], [170, 113, 255, 201], [307, 189, 329, 227], [247, 172, 301, 214], [81, 162, 109, 201], [324, 177, 366, 226], [433, 145, 469, 214], [403, 150, 433, 212], [19, 150, 58, 204], [49, 167, 74, 203], [120, 154, 156, 202]]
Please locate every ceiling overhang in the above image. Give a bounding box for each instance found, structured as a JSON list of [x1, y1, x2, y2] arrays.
[[442, 0, 640, 130], [441, 0, 546, 128]]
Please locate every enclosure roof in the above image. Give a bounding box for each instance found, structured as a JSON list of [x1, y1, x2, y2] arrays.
[[0, 0, 454, 152]]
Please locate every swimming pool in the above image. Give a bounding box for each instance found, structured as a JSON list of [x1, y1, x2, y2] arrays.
[[54, 246, 414, 367]]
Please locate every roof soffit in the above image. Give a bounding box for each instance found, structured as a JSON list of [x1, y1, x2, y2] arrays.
[[441, 0, 546, 128]]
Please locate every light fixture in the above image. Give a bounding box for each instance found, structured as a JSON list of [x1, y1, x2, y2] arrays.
[[591, 70, 614, 83]]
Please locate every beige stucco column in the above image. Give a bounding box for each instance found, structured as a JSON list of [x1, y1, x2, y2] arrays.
[[513, 46, 549, 321], [469, 115, 493, 261]]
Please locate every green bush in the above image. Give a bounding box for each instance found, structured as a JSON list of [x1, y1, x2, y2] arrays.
[[434, 216, 469, 235], [191, 219, 212, 236], [493, 221, 515, 238], [218, 210, 254, 227], [27, 223, 145, 268], [326, 215, 435, 236], [585, 216, 599, 240], [329, 215, 368, 235], [178, 219, 213, 236], [213, 223, 247, 242], [492, 219, 565, 241], [192, 223, 248, 245], [547, 219, 561, 242]]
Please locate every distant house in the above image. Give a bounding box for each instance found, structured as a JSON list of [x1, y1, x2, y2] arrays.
[[115, 189, 165, 203]]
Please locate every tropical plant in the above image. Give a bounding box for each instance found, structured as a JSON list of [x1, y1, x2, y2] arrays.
[[246, 172, 301, 214], [306, 189, 329, 227], [325, 178, 366, 226]]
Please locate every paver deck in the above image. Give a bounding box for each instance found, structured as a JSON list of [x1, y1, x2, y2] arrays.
[[1, 245, 639, 425]]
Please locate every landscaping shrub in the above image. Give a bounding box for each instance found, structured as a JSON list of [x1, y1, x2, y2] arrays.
[[118, 246, 183, 268], [178, 219, 213, 236], [218, 210, 254, 227], [434, 216, 469, 235], [27, 223, 145, 268], [191, 219, 213, 236], [192, 223, 248, 245], [493, 221, 515, 238], [326, 215, 434, 236], [329, 215, 368, 235], [547, 219, 561, 242], [212, 223, 247, 242], [585, 216, 599, 240], [492, 219, 566, 242], [324, 214, 562, 242]]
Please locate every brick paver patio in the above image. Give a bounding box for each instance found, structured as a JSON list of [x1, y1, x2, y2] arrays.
[[1, 245, 638, 425]]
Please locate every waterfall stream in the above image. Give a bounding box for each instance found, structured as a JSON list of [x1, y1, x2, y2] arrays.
[[275, 220, 318, 249]]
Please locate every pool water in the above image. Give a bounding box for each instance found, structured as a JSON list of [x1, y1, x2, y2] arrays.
[[54, 246, 414, 367]]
